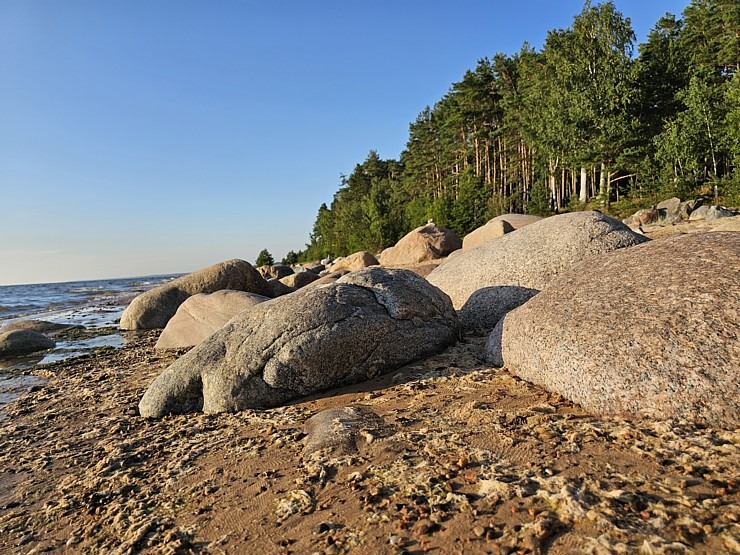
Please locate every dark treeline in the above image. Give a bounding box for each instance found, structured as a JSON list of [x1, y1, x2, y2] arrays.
[[287, 0, 739, 264]]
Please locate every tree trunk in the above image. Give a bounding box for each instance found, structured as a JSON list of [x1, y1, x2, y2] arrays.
[[599, 161, 609, 207], [579, 167, 587, 203]]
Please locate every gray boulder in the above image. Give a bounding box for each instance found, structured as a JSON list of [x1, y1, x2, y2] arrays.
[[688, 205, 710, 221], [280, 271, 320, 289], [120, 259, 270, 330], [427, 211, 649, 331], [706, 205, 735, 221], [656, 197, 682, 224], [484, 232, 740, 428], [139, 268, 460, 417], [0, 330, 55, 357], [266, 278, 295, 298], [680, 199, 703, 220], [155, 290, 270, 350]]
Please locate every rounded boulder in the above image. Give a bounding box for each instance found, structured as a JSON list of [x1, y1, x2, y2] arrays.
[[139, 268, 460, 417], [120, 259, 271, 330], [427, 211, 649, 331], [155, 290, 270, 350], [484, 232, 740, 428], [379, 221, 462, 266]]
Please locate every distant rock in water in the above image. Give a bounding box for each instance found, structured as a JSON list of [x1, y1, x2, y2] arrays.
[[1, 320, 84, 334], [380, 221, 461, 266], [155, 290, 270, 350], [484, 232, 740, 428], [139, 268, 460, 418], [120, 259, 271, 330], [427, 211, 649, 331], [0, 330, 55, 357]]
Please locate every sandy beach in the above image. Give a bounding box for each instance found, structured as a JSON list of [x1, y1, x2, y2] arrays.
[[1, 321, 738, 554]]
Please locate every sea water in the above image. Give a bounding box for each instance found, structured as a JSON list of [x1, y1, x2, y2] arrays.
[[0, 274, 180, 409]]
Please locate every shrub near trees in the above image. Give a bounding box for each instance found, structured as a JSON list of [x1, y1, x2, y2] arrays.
[[291, 0, 738, 263], [255, 249, 274, 267]]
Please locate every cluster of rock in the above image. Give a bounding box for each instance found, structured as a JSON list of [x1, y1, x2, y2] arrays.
[[623, 197, 738, 229], [139, 268, 460, 417], [379, 220, 462, 265], [0, 320, 82, 358], [427, 211, 649, 330], [129, 206, 738, 428]]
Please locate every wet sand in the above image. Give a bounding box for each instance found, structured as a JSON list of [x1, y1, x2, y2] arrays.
[[0, 330, 737, 554]]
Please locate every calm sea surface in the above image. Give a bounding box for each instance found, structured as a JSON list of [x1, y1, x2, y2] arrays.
[[0, 274, 180, 409]]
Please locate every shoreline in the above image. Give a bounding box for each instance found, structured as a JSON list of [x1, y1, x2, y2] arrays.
[[0, 331, 737, 554]]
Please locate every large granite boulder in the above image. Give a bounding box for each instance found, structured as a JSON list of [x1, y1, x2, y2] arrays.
[[462, 214, 542, 251], [329, 251, 379, 273], [0, 330, 55, 357], [155, 290, 270, 350], [379, 221, 462, 266], [484, 232, 740, 428], [139, 268, 460, 417], [120, 259, 270, 330], [427, 211, 649, 331]]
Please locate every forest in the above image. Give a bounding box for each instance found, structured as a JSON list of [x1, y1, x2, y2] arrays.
[[285, 0, 739, 264]]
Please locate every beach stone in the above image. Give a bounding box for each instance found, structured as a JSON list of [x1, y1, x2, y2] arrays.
[[427, 211, 649, 331], [266, 278, 295, 298], [656, 197, 681, 220], [257, 265, 294, 280], [463, 214, 542, 251], [0, 330, 55, 357], [379, 221, 462, 266], [280, 271, 320, 289], [1, 320, 83, 334], [304, 263, 325, 274], [680, 199, 702, 220], [484, 232, 740, 428], [155, 290, 270, 350], [139, 268, 460, 417], [120, 259, 270, 330], [463, 219, 514, 250], [688, 205, 710, 221], [329, 251, 379, 273], [706, 206, 735, 221], [624, 208, 660, 227], [303, 406, 395, 457]]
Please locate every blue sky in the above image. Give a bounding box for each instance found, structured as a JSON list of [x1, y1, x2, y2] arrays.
[[1, 0, 690, 285]]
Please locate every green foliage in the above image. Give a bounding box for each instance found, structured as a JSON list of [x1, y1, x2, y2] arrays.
[[292, 0, 738, 259], [527, 180, 555, 217], [281, 250, 300, 265], [255, 249, 274, 267]]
